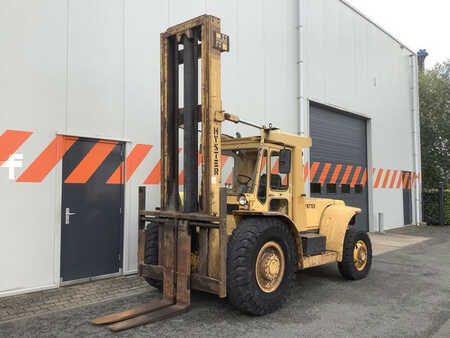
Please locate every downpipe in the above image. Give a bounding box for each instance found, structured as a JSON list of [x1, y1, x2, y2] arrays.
[[296, 0, 306, 137], [297, 0, 310, 197], [409, 54, 422, 225]]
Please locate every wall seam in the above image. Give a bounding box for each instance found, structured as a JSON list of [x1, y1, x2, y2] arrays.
[[64, 0, 70, 132]]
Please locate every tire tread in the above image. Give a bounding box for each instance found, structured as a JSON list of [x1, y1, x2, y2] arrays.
[[338, 229, 372, 280], [144, 222, 162, 289], [227, 217, 297, 315]]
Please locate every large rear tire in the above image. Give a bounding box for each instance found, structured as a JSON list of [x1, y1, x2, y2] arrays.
[[338, 229, 372, 280], [143, 222, 162, 290], [227, 217, 297, 315]]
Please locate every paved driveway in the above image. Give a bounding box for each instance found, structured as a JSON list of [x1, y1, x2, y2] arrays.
[[0, 225, 449, 337]]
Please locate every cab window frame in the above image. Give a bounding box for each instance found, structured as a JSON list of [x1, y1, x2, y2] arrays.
[[269, 150, 289, 191]]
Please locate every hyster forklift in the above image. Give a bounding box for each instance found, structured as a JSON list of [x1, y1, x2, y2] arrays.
[[92, 15, 372, 331]]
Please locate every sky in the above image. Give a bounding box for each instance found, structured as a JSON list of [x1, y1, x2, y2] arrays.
[[345, 0, 449, 68]]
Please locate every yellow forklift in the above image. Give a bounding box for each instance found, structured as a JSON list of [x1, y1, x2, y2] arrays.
[[92, 15, 372, 331]]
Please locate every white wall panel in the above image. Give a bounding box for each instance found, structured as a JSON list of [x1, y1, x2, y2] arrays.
[[168, 0, 205, 25], [303, 0, 416, 229], [66, 0, 124, 138], [0, 0, 66, 132], [0, 0, 67, 295], [0, 132, 62, 295], [122, 0, 169, 272]]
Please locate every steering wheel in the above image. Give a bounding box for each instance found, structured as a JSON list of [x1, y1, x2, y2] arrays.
[[237, 174, 252, 185]]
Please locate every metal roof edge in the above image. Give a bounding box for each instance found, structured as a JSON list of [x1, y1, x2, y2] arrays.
[[338, 0, 416, 55]]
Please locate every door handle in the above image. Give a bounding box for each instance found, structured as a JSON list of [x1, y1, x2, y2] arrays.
[[65, 207, 77, 225]]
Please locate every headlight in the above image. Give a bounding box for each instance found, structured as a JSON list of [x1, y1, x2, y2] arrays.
[[239, 195, 247, 206]]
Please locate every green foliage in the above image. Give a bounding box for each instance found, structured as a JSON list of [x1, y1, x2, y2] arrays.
[[423, 191, 439, 224], [446, 192, 450, 224], [423, 191, 450, 225], [419, 60, 450, 189]]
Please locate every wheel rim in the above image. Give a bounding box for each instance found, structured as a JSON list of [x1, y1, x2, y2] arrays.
[[255, 241, 285, 293], [353, 240, 368, 271]]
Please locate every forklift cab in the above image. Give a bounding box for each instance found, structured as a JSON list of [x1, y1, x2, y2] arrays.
[[222, 138, 293, 217]]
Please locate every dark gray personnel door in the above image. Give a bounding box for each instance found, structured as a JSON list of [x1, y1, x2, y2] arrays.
[[61, 137, 124, 282], [402, 171, 413, 225]]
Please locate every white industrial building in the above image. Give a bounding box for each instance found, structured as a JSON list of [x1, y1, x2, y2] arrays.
[[0, 0, 421, 296]]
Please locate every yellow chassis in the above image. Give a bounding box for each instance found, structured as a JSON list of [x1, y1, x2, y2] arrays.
[[223, 128, 361, 271]]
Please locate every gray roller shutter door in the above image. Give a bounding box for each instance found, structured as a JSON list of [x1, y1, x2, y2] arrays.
[[309, 103, 369, 232]]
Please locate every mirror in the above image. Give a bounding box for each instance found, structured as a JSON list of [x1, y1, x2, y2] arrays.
[[279, 149, 291, 174]]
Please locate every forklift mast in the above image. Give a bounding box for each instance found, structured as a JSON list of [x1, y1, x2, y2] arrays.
[[161, 15, 229, 216], [91, 15, 230, 331]]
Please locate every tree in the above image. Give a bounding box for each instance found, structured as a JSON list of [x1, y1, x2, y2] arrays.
[[419, 60, 450, 189]]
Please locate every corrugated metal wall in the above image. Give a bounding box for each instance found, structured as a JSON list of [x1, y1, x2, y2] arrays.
[[0, 0, 419, 296], [0, 0, 298, 296], [302, 0, 419, 231]]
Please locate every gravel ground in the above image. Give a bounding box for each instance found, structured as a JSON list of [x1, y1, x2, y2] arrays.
[[0, 225, 448, 338]]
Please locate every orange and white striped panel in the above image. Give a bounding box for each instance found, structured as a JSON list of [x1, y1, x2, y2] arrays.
[[2, 129, 422, 188]]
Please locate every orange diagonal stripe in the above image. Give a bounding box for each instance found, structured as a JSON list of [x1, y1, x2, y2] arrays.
[[389, 170, 398, 189], [17, 136, 77, 182], [304, 161, 309, 182], [310, 162, 320, 182], [107, 144, 153, 184], [0, 130, 32, 164], [330, 164, 342, 184], [221, 155, 229, 167], [124, 144, 152, 182], [318, 163, 331, 185], [271, 159, 280, 174], [144, 160, 161, 184], [396, 172, 403, 189], [65, 141, 117, 184], [219, 155, 230, 184], [409, 172, 416, 189], [144, 148, 181, 184], [341, 165, 353, 185], [107, 162, 124, 185], [360, 168, 367, 186], [402, 172, 410, 189], [350, 166, 362, 187], [225, 172, 233, 185], [374, 169, 384, 188], [381, 169, 391, 189]]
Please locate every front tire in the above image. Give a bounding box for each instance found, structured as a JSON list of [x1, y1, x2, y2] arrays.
[[338, 229, 372, 280], [227, 217, 297, 315], [143, 222, 162, 290]]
